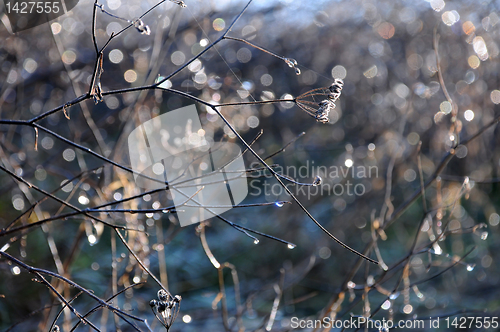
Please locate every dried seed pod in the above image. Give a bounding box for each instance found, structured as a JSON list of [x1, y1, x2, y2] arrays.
[[315, 114, 330, 123], [329, 78, 344, 94], [295, 81, 343, 124], [329, 92, 341, 101], [158, 289, 168, 302], [157, 301, 167, 312], [318, 100, 334, 110], [150, 290, 182, 330], [314, 99, 335, 123]]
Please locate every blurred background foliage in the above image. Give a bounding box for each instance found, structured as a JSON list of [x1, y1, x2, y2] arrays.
[[1, 0, 500, 330]]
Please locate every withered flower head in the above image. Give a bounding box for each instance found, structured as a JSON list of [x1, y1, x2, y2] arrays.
[[295, 79, 344, 123]]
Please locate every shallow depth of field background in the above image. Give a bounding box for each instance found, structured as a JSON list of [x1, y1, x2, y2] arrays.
[[1, 0, 500, 330]]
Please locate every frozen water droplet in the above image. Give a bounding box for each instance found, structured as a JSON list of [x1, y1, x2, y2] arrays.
[[162, 209, 169, 213], [466, 264, 475, 272], [88, 234, 97, 246], [287, 244, 296, 249], [432, 243, 443, 255], [275, 201, 284, 208], [312, 176, 322, 186], [253, 239, 259, 245], [11, 266, 21, 275], [284, 58, 300, 75], [481, 232, 488, 240], [284, 58, 297, 67]]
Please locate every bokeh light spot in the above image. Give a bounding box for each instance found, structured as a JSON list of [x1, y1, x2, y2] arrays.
[[490, 90, 500, 104], [473, 37, 488, 61], [124, 69, 137, 83], [403, 304, 413, 314], [489, 213, 500, 226], [377, 22, 395, 39], [331, 65, 347, 79], [464, 109, 474, 121], [247, 115, 259, 128], [109, 49, 124, 64], [62, 50, 77, 65], [23, 58, 37, 74], [51, 22, 62, 35], [260, 73, 273, 86], [171, 51, 186, 66], [363, 65, 378, 79], [439, 101, 452, 114], [12, 195, 24, 211], [430, 0, 445, 12], [63, 149, 76, 162], [462, 21, 475, 35], [468, 55, 480, 69], [442, 11, 459, 26], [213, 18, 225, 31], [407, 132, 420, 145], [236, 47, 252, 63]]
